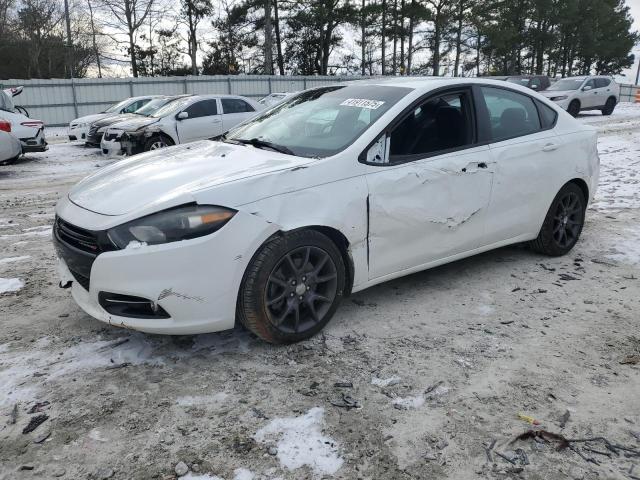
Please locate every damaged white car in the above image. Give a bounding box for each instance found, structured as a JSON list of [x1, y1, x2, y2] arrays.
[[54, 79, 599, 343]]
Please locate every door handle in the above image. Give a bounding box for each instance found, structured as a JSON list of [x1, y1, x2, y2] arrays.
[[542, 143, 558, 152]]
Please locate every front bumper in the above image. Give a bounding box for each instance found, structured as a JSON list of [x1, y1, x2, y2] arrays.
[[68, 125, 88, 141], [101, 137, 125, 157], [20, 128, 48, 152], [85, 132, 103, 147], [54, 203, 277, 335]]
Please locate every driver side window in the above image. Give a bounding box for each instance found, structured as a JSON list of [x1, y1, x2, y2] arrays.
[[388, 91, 473, 160]]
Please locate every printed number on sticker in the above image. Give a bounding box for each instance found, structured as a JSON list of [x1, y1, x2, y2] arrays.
[[340, 98, 385, 110]]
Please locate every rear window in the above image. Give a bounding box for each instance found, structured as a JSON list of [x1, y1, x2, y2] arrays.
[[222, 98, 255, 114]]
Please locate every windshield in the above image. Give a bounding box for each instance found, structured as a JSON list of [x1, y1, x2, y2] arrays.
[[506, 77, 530, 86], [105, 98, 134, 113], [150, 97, 192, 118], [225, 85, 412, 158], [548, 78, 584, 91], [135, 97, 174, 116]]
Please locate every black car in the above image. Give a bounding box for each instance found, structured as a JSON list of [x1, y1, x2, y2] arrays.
[[504, 75, 551, 91]]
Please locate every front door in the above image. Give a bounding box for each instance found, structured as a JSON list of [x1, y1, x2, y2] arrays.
[[365, 89, 494, 280], [176, 99, 223, 143]]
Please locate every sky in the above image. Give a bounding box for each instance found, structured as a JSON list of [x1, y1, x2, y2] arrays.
[[621, 0, 640, 83]]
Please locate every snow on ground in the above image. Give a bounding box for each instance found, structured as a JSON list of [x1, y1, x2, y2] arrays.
[[0, 277, 23, 294], [254, 407, 343, 475], [0, 255, 30, 265], [392, 395, 425, 409]]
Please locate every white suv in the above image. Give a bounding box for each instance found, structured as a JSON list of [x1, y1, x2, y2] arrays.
[[542, 76, 619, 117]]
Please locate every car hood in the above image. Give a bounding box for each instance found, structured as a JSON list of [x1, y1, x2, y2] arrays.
[[107, 116, 159, 132], [94, 113, 140, 128], [542, 90, 574, 98], [68, 141, 314, 216], [72, 113, 112, 125]]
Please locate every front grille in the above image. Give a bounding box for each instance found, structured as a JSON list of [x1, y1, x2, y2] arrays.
[[55, 217, 100, 254], [104, 132, 119, 142]]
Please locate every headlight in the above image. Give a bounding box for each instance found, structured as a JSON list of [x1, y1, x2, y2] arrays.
[[107, 205, 236, 248], [550, 96, 568, 101]]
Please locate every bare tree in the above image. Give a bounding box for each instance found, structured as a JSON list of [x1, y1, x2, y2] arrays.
[[273, 0, 284, 74], [180, 0, 212, 75], [101, 0, 157, 77], [264, 0, 273, 74]]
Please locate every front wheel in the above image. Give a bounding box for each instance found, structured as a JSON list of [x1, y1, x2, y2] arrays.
[[237, 230, 346, 344], [528, 183, 586, 256], [144, 135, 173, 151], [601, 97, 616, 116]]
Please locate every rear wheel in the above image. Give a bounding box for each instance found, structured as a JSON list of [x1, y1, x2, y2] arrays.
[[528, 183, 586, 256], [144, 135, 173, 151], [567, 100, 580, 117], [601, 97, 616, 116], [238, 230, 346, 344]]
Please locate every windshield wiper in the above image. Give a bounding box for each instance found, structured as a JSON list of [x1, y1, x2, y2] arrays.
[[235, 138, 294, 156]]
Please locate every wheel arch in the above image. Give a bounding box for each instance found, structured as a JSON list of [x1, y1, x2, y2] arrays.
[[568, 178, 589, 203]]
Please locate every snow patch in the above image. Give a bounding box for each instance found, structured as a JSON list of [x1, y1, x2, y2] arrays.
[[254, 407, 343, 475], [392, 395, 425, 409], [371, 375, 401, 387], [605, 227, 640, 266], [182, 474, 224, 480], [233, 469, 254, 480], [0, 277, 23, 293], [0, 255, 31, 265], [176, 392, 229, 407]]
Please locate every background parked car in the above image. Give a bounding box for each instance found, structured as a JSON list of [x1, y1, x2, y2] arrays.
[[258, 92, 298, 107], [69, 96, 161, 142], [0, 87, 47, 152], [504, 75, 551, 91], [542, 76, 619, 116], [0, 118, 22, 164], [99, 95, 191, 156], [86, 96, 187, 147], [103, 94, 262, 156]]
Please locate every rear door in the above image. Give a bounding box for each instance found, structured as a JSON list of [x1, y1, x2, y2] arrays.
[[221, 98, 257, 131], [581, 79, 599, 108], [480, 86, 564, 244], [365, 88, 494, 279], [176, 99, 222, 143]]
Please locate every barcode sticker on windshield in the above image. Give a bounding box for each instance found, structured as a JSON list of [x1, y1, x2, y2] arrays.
[[340, 98, 385, 110]]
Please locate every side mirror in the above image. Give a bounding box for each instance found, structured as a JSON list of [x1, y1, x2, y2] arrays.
[[582, 85, 592, 91], [365, 135, 390, 164], [177, 111, 189, 120]]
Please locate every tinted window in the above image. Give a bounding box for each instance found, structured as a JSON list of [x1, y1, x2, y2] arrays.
[[184, 99, 218, 118], [481, 87, 541, 141], [596, 78, 611, 88], [584, 79, 596, 89], [389, 91, 473, 158], [123, 99, 151, 113], [222, 98, 255, 114], [536, 100, 557, 129]]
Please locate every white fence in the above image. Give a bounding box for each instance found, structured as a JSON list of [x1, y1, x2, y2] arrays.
[[2, 75, 639, 127], [0, 75, 368, 126]]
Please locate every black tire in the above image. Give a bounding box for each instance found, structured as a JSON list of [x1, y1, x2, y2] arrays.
[[144, 135, 174, 151], [528, 182, 586, 256], [0, 154, 21, 166], [237, 229, 346, 344], [567, 100, 580, 117], [601, 97, 616, 116]]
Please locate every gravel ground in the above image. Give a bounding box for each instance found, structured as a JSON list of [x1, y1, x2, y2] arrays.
[[1, 105, 639, 480]]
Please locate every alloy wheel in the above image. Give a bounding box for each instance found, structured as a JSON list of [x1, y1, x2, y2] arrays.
[[552, 192, 582, 248], [149, 140, 167, 150], [264, 246, 338, 334]]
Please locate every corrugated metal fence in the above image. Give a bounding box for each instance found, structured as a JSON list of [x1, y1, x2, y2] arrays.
[[0, 75, 368, 126], [2, 76, 639, 127]]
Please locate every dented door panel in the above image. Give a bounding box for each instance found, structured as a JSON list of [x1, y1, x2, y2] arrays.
[[366, 145, 494, 280]]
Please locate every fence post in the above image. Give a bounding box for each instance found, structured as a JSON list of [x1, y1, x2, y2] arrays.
[[129, 79, 134, 97], [227, 77, 232, 94], [303, 77, 307, 90], [70, 78, 79, 118], [183, 77, 188, 94], [268, 77, 272, 94]]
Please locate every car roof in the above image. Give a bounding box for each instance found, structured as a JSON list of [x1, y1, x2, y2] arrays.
[[344, 76, 540, 92]]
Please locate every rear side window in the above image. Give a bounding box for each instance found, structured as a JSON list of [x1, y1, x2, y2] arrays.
[[123, 99, 150, 113], [184, 99, 218, 118], [481, 87, 541, 142], [536, 100, 558, 129], [222, 98, 255, 114], [389, 91, 473, 159], [596, 78, 611, 88]]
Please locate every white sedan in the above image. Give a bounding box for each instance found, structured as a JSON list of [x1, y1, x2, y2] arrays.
[[1, 88, 47, 152], [0, 119, 22, 164], [101, 94, 262, 156], [54, 78, 599, 343]]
